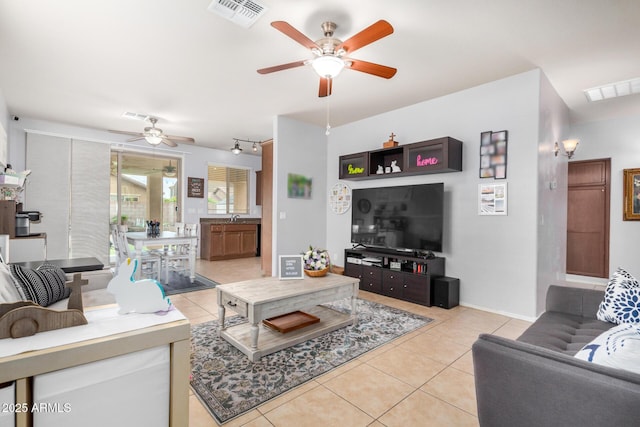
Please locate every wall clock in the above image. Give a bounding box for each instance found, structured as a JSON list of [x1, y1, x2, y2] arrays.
[[329, 182, 351, 214]]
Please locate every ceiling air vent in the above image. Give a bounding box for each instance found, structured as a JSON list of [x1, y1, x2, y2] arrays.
[[208, 0, 268, 28], [121, 111, 150, 121]]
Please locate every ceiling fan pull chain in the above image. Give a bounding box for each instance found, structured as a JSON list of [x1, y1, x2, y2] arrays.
[[325, 81, 331, 135]]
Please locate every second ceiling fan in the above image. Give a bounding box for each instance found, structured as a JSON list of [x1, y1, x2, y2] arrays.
[[258, 20, 397, 97], [110, 117, 195, 147]]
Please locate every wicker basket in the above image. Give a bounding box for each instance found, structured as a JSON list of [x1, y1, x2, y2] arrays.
[[304, 267, 329, 277]]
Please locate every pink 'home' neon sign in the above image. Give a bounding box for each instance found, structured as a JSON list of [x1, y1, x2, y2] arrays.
[[416, 154, 439, 167]]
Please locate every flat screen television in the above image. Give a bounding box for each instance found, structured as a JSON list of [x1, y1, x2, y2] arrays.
[[351, 183, 444, 253]]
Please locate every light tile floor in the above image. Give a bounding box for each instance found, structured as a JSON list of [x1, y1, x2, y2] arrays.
[[182, 257, 532, 427]]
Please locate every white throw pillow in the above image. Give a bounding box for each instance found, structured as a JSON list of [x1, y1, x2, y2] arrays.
[[575, 323, 640, 374], [0, 260, 24, 303], [597, 267, 640, 324]]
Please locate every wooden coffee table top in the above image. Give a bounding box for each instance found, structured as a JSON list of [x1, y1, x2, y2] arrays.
[[216, 273, 358, 304]]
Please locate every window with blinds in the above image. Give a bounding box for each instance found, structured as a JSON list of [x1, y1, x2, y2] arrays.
[[207, 165, 250, 214]]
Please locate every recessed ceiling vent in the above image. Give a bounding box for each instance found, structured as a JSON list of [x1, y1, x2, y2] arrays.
[[208, 0, 268, 28], [121, 111, 149, 121]]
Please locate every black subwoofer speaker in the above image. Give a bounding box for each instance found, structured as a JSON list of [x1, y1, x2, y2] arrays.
[[432, 276, 459, 309]]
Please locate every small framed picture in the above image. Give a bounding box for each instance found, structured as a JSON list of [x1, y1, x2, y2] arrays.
[[623, 168, 640, 220], [478, 183, 508, 215], [279, 255, 304, 279]]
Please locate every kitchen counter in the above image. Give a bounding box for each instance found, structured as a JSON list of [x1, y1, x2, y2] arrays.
[[200, 217, 261, 225]]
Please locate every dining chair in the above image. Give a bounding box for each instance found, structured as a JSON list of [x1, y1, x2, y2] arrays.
[[115, 227, 162, 281], [161, 223, 199, 284]]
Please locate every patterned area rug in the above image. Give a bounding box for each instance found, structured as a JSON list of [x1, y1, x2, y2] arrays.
[[162, 272, 218, 295], [190, 298, 433, 424]]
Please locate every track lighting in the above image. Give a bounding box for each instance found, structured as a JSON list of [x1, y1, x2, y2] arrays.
[[231, 140, 243, 155], [230, 138, 261, 155]]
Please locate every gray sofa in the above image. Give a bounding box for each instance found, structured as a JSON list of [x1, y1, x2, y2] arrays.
[[472, 285, 640, 427]]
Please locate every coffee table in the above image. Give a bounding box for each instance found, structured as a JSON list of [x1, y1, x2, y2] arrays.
[[216, 274, 360, 361]]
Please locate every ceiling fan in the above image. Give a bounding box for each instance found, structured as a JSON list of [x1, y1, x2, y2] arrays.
[[257, 20, 397, 97], [109, 118, 195, 147]]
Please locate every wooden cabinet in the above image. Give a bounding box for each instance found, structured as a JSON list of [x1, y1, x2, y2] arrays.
[[200, 222, 257, 261], [256, 170, 262, 205], [0, 200, 17, 238], [338, 152, 369, 179], [344, 249, 445, 306], [403, 137, 462, 175], [338, 136, 463, 180]]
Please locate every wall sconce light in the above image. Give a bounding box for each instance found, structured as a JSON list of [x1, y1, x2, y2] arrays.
[[252, 142, 258, 152], [554, 139, 580, 159]]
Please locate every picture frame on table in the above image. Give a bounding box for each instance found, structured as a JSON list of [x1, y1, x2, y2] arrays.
[[623, 168, 640, 220], [279, 255, 304, 280]]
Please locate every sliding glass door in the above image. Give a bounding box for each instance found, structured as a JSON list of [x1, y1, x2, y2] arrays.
[[110, 151, 181, 232]]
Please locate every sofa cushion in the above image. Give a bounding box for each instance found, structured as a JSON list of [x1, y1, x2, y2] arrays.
[[10, 263, 71, 307], [0, 261, 25, 303], [597, 267, 640, 324], [517, 311, 614, 355], [574, 323, 640, 374]]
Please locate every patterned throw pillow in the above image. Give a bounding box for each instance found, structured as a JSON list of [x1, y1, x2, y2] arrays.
[[575, 323, 640, 374], [10, 263, 71, 307], [597, 267, 640, 324]]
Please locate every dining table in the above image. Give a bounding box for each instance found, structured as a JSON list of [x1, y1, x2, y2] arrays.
[[125, 231, 198, 282]]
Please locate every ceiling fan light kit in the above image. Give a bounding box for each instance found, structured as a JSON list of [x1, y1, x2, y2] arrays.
[[311, 56, 345, 79]]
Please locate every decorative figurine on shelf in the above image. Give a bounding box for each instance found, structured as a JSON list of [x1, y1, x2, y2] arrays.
[[391, 160, 402, 173], [383, 132, 399, 148], [376, 165, 384, 174], [107, 258, 171, 315]]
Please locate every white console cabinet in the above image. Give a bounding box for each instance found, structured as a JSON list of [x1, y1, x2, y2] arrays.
[[7, 235, 46, 263]]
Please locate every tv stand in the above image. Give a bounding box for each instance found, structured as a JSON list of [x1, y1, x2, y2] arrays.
[[344, 248, 445, 306]]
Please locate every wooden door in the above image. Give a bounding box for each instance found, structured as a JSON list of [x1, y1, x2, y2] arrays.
[[261, 140, 273, 276], [567, 158, 610, 277]]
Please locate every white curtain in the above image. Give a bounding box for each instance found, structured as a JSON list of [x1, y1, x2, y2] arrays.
[[26, 133, 110, 265]]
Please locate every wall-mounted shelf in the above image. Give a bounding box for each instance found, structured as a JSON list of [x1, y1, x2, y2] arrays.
[[339, 137, 463, 180]]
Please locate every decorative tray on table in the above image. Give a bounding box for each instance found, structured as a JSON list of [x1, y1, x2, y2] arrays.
[[262, 311, 320, 333]]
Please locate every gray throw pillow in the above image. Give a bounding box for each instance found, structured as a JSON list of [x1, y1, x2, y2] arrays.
[[10, 263, 71, 307]]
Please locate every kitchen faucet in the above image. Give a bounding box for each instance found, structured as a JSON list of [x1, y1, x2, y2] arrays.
[[231, 214, 240, 222]]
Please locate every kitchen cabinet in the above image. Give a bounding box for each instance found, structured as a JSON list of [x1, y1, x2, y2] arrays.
[[200, 222, 258, 260]]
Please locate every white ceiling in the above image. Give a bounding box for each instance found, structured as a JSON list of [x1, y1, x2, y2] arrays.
[[1, 0, 639, 152]]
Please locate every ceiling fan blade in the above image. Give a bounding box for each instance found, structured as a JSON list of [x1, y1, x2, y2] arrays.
[[348, 59, 397, 79], [109, 130, 143, 137], [271, 21, 319, 50], [318, 77, 333, 98], [161, 138, 178, 148], [165, 135, 195, 143], [126, 136, 146, 142], [257, 60, 307, 74], [337, 20, 394, 54]]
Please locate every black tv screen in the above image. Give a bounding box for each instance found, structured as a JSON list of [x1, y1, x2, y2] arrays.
[[351, 183, 444, 253]]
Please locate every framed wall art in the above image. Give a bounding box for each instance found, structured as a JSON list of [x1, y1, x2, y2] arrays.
[[329, 182, 351, 214], [187, 177, 204, 198], [623, 168, 640, 220], [287, 173, 312, 199], [479, 130, 508, 179], [478, 183, 508, 215]]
